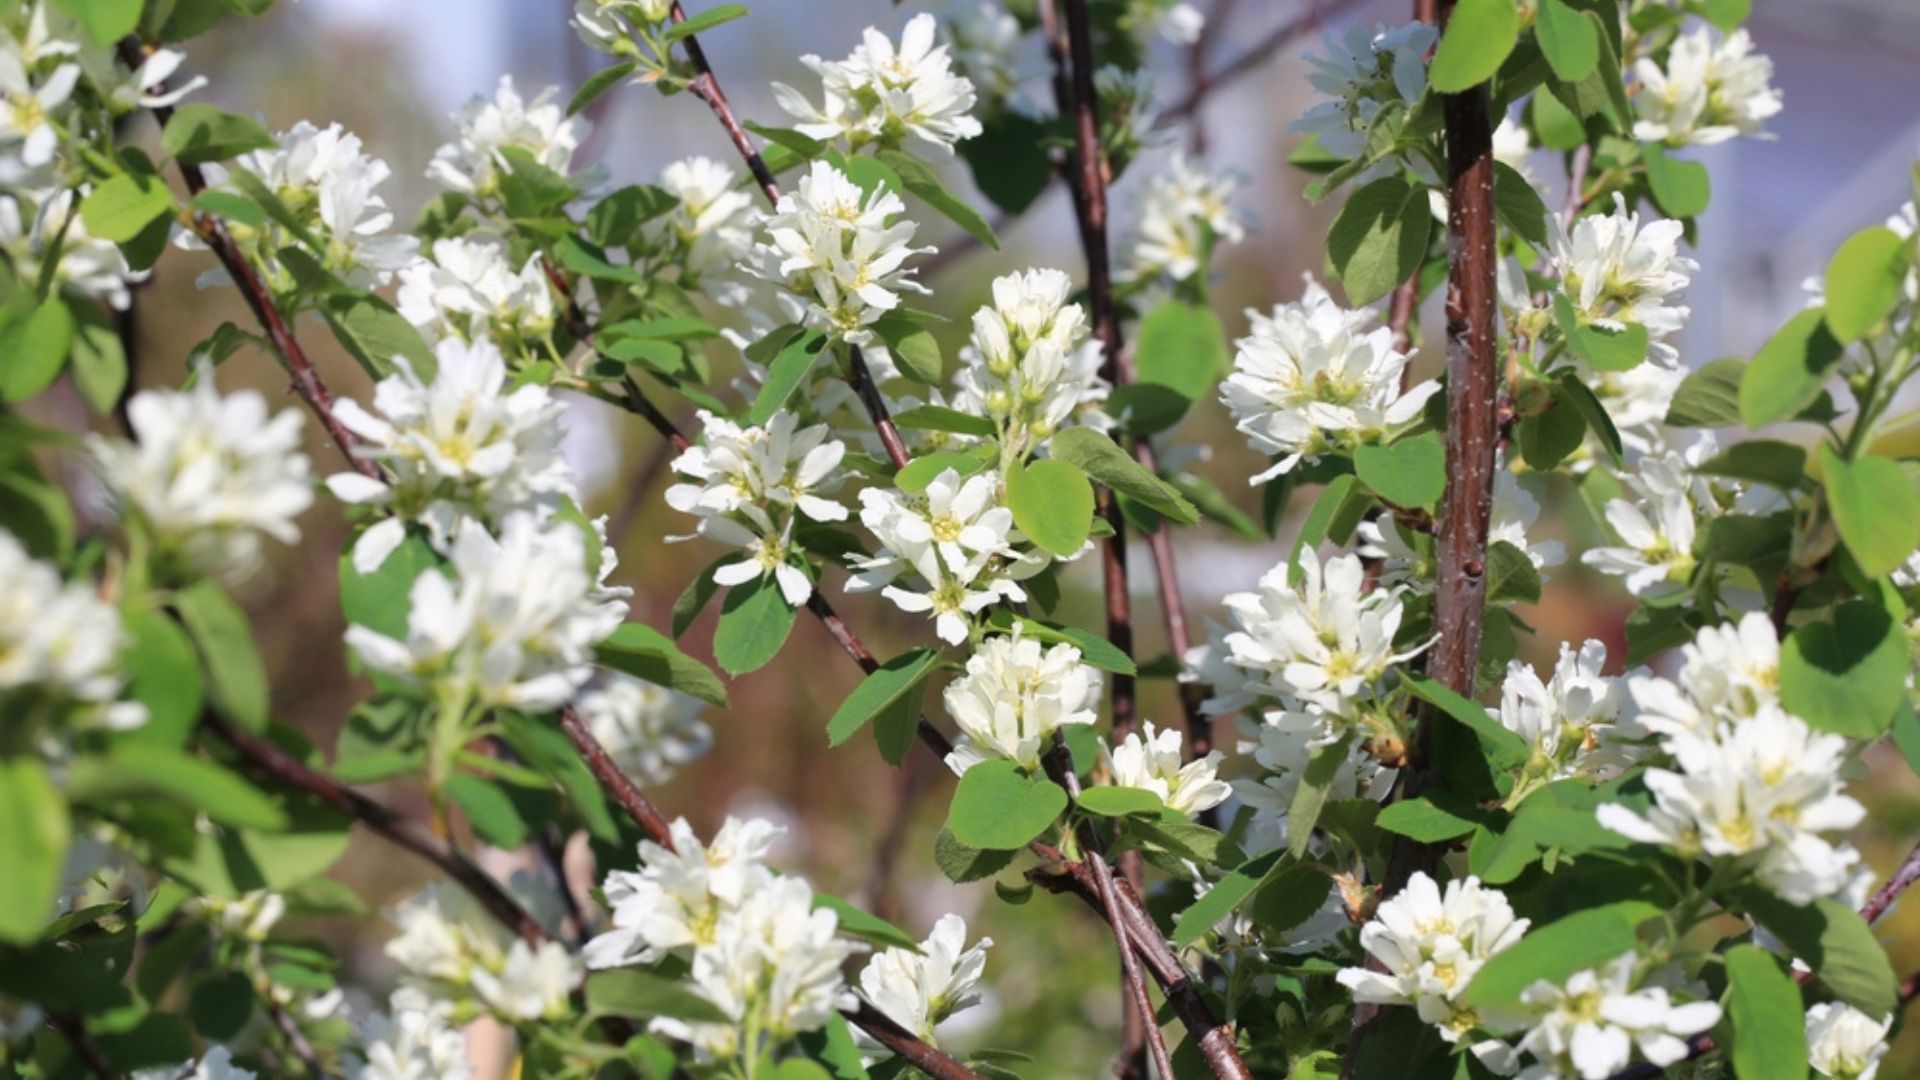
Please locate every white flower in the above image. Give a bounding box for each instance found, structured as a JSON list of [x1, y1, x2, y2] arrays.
[[328, 337, 574, 574], [1493, 115, 1533, 178], [1233, 717, 1396, 843], [575, 673, 713, 787], [1149, 2, 1205, 45], [952, 267, 1109, 457], [91, 375, 314, 585], [754, 160, 930, 345], [940, 1, 1036, 112], [1497, 640, 1641, 787], [1100, 721, 1230, 816], [73, 42, 205, 114], [586, 816, 783, 968], [858, 913, 991, 1047], [132, 1046, 256, 1080], [773, 13, 982, 154], [1806, 1002, 1891, 1080], [941, 626, 1103, 773], [1597, 705, 1865, 905], [1216, 551, 1421, 722], [428, 76, 586, 196], [1580, 445, 1700, 600], [1586, 361, 1685, 464], [1550, 194, 1696, 364], [347, 1000, 473, 1080], [1511, 953, 1721, 1080], [653, 155, 757, 286], [0, 52, 77, 169], [1129, 153, 1245, 284], [1336, 872, 1531, 1043], [1291, 22, 1436, 159], [1633, 28, 1782, 147], [344, 513, 627, 712], [572, 0, 656, 52], [1221, 277, 1440, 481], [0, 187, 144, 308], [193, 889, 286, 943], [385, 881, 581, 1021], [0, 530, 145, 734], [395, 236, 559, 349]]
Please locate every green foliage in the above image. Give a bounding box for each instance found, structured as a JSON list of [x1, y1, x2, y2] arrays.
[[1820, 445, 1920, 579], [1725, 945, 1809, 1080], [1007, 458, 1094, 557], [1327, 175, 1431, 307], [1822, 226, 1911, 343], [0, 759, 69, 942], [1429, 0, 1520, 92], [173, 581, 270, 733], [1172, 850, 1283, 948], [161, 106, 278, 164], [1778, 600, 1907, 738], [712, 575, 798, 676], [1354, 433, 1445, 511], [1642, 143, 1711, 218], [947, 760, 1068, 851], [1134, 299, 1227, 407], [586, 969, 730, 1023], [596, 622, 729, 706], [825, 649, 939, 748], [1460, 907, 1641, 1007], [1738, 891, 1898, 1018], [1049, 427, 1198, 524], [1740, 308, 1844, 428]]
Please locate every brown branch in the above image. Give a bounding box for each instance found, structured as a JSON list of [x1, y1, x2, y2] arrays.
[[846, 344, 912, 470], [264, 993, 325, 1078], [844, 1000, 985, 1080], [1860, 837, 1920, 926], [44, 1013, 117, 1080], [118, 41, 378, 481], [1157, 0, 1366, 127], [558, 705, 678, 847], [805, 591, 956, 759], [667, 2, 780, 205], [1561, 142, 1594, 228], [540, 257, 692, 453]]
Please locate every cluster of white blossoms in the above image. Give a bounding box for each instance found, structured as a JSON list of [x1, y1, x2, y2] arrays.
[[395, 236, 559, 351], [386, 881, 582, 1022], [90, 375, 315, 585], [346, 513, 628, 712], [1337, 872, 1531, 1047], [327, 337, 575, 573], [651, 155, 757, 294], [858, 913, 993, 1049], [951, 267, 1109, 458], [200, 121, 419, 289], [1805, 1002, 1892, 1080], [1128, 153, 1247, 285], [130, 1046, 255, 1080], [1221, 277, 1440, 482], [574, 673, 713, 786], [570, 0, 673, 53], [937, 1, 1038, 116], [850, 469, 1048, 645], [346, 996, 473, 1080], [0, 530, 145, 739], [1099, 720, 1230, 817], [1496, 639, 1642, 793], [0, 188, 143, 309], [942, 627, 1103, 773], [667, 409, 850, 606], [1549, 194, 1698, 366], [1507, 952, 1721, 1079], [1360, 469, 1565, 590], [774, 13, 982, 155], [1633, 27, 1783, 148], [1293, 21, 1437, 159], [1580, 441, 1707, 600], [426, 75, 587, 198], [755, 161, 931, 345], [1232, 716, 1395, 845]]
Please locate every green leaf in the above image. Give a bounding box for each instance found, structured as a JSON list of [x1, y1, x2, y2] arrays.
[[876, 150, 999, 250], [1327, 175, 1432, 307], [1531, 85, 1586, 151], [1250, 863, 1336, 937], [162, 105, 277, 165], [1403, 673, 1530, 769], [191, 190, 264, 227], [0, 462, 75, 561], [447, 774, 530, 848], [80, 173, 176, 243], [985, 611, 1136, 675], [797, 1015, 872, 1080], [1493, 161, 1551, 247], [1517, 397, 1587, 471], [1726, 944, 1809, 1080], [0, 758, 68, 942], [173, 581, 270, 732], [893, 405, 996, 438], [933, 828, 1016, 883], [872, 315, 943, 384], [1485, 539, 1543, 604], [1666, 358, 1745, 427], [188, 970, 255, 1040], [663, 3, 748, 43], [826, 649, 939, 747], [51, 0, 141, 45], [1821, 444, 1920, 579], [1049, 427, 1197, 524], [743, 122, 827, 160], [897, 449, 991, 492], [67, 305, 127, 414], [0, 300, 75, 403], [1780, 601, 1907, 738], [947, 759, 1068, 851], [1740, 308, 1844, 428], [1076, 786, 1164, 817], [1534, 0, 1599, 80], [586, 969, 730, 1023], [497, 146, 575, 220], [1460, 908, 1637, 1007], [68, 749, 288, 831], [1738, 891, 1898, 1018], [1377, 795, 1483, 843], [1135, 300, 1227, 405], [1172, 850, 1283, 948], [1694, 440, 1805, 490], [557, 234, 643, 284], [586, 185, 678, 247], [1642, 143, 1711, 219], [118, 609, 205, 748], [1553, 291, 1647, 371], [1007, 458, 1094, 557], [1823, 226, 1912, 344], [320, 291, 436, 382], [1555, 373, 1624, 466], [712, 576, 797, 676], [596, 622, 729, 707], [1288, 733, 1357, 856], [569, 60, 638, 117], [748, 330, 830, 425], [1546, 11, 1631, 127], [961, 111, 1054, 215], [1429, 0, 1520, 92], [813, 893, 919, 951], [1355, 432, 1445, 510]]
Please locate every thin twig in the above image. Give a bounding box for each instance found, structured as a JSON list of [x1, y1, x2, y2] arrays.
[[845, 999, 985, 1080], [1860, 837, 1920, 926], [539, 257, 692, 452], [558, 706, 679, 847], [1561, 143, 1594, 228], [1156, 0, 1367, 127], [264, 993, 326, 1078], [668, 2, 781, 205], [44, 1013, 116, 1080], [846, 344, 912, 470]]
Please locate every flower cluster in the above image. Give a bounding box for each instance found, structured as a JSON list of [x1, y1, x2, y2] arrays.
[[1221, 277, 1439, 481], [1127, 153, 1246, 286], [386, 880, 582, 1022], [941, 626, 1103, 773], [0, 530, 145, 741], [1549, 194, 1698, 366], [755, 161, 931, 345], [857, 913, 993, 1049], [1507, 953, 1721, 1079], [1496, 639, 1642, 793], [1806, 1002, 1892, 1080], [90, 375, 315, 585], [651, 155, 757, 294], [0, 187, 143, 309], [574, 672, 713, 786], [951, 267, 1109, 459], [667, 409, 850, 606], [1292, 22, 1437, 160], [346, 997, 474, 1080], [850, 468, 1048, 645], [773, 13, 982, 155], [1633, 27, 1783, 148], [395, 236, 559, 353], [1337, 871, 1530, 1046], [1099, 720, 1230, 817], [426, 75, 588, 198]]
